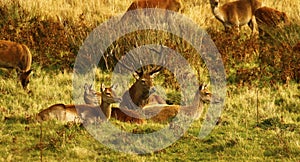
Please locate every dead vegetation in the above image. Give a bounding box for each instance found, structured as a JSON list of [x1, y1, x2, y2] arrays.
[[0, 0, 299, 85]]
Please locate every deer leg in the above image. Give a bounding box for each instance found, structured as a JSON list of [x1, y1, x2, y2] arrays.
[[229, 14, 240, 35], [249, 15, 259, 36], [233, 24, 240, 35]]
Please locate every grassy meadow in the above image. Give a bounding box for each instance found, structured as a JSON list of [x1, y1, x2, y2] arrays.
[[1, 0, 300, 161]]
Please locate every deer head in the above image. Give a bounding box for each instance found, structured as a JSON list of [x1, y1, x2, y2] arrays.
[[84, 83, 102, 105], [101, 84, 122, 104], [112, 45, 166, 109]]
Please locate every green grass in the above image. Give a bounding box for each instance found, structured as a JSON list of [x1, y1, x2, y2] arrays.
[[1, 0, 300, 161], [0, 69, 299, 161]]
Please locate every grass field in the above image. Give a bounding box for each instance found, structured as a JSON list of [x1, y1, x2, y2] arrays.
[[1, 0, 300, 161]]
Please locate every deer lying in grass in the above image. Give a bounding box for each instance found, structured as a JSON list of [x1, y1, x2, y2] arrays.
[[142, 83, 217, 123], [254, 7, 290, 37], [209, 0, 262, 36], [119, 70, 165, 110], [83, 83, 146, 124], [84, 83, 102, 105], [0, 40, 32, 90], [112, 47, 166, 110], [111, 107, 146, 124], [37, 85, 121, 123]]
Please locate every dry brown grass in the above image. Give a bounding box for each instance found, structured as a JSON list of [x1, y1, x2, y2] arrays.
[[0, 0, 299, 83]]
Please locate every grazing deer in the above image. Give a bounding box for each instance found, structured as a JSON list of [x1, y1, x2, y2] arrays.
[[0, 40, 32, 90], [143, 83, 217, 123], [84, 83, 102, 105], [209, 0, 262, 35], [120, 0, 183, 23], [37, 85, 121, 123], [126, 0, 183, 12], [254, 7, 290, 37]]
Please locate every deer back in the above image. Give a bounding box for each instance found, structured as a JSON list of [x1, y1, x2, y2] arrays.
[[126, 0, 182, 12], [0, 40, 32, 89], [37, 104, 80, 123]]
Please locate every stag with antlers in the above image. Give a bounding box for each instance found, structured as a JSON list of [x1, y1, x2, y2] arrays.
[[111, 45, 167, 110]]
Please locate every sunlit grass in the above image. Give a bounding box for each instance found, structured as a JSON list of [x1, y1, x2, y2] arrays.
[[0, 68, 299, 160], [0, 0, 300, 161]]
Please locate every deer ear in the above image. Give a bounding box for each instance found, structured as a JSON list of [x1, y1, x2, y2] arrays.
[[205, 82, 210, 88], [111, 84, 118, 90], [84, 83, 88, 90], [26, 69, 32, 75], [101, 83, 105, 92], [133, 72, 140, 80], [199, 83, 205, 90]]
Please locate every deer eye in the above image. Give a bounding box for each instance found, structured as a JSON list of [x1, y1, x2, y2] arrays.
[[141, 80, 146, 84]]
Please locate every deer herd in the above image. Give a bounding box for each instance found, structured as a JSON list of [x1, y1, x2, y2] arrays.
[[1, 0, 291, 125]]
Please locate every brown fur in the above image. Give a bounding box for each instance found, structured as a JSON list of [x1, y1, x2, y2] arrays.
[[126, 0, 182, 12], [84, 83, 102, 105], [120, 0, 183, 22], [111, 107, 145, 124], [143, 84, 214, 123], [119, 70, 166, 110], [0, 40, 32, 89], [254, 7, 290, 36], [113, 47, 166, 111], [37, 85, 121, 123], [209, 0, 262, 35], [148, 94, 167, 105]]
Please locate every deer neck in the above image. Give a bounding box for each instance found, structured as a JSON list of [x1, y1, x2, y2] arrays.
[[192, 91, 204, 112], [100, 101, 112, 119], [210, 3, 225, 23], [129, 83, 149, 107]]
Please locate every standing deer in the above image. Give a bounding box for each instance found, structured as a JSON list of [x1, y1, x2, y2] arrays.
[[0, 40, 32, 90], [143, 83, 218, 123], [37, 84, 121, 123], [125, 0, 183, 12], [120, 0, 183, 23], [209, 0, 262, 35]]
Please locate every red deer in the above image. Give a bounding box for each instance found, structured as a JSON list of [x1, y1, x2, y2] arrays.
[[126, 0, 183, 12], [83, 84, 146, 124], [120, 0, 183, 23], [111, 107, 146, 124], [37, 85, 121, 123], [84, 83, 102, 105], [209, 0, 262, 36], [112, 47, 166, 111], [254, 7, 290, 37], [143, 83, 217, 123], [0, 40, 32, 90]]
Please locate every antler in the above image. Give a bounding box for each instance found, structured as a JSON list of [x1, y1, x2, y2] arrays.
[[111, 44, 166, 75], [111, 50, 136, 73], [146, 44, 166, 75]]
